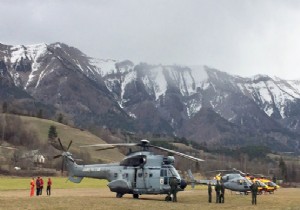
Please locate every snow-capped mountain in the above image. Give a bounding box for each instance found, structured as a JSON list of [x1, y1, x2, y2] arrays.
[[1, 42, 299, 152]]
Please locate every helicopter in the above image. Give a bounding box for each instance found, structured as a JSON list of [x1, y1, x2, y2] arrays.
[[54, 138, 204, 199], [187, 169, 253, 193], [223, 168, 279, 194], [244, 174, 279, 194]]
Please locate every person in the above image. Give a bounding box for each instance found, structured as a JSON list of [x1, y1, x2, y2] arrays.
[[250, 179, 258, 205], [47, 177, 52, 196], [30, 177, 35, 197], [215, 180, 221, 203], [169, 176, 178, 202], [208, 181, 212, 203], [36, 176, 41, 196], [39, 177, 44, 195], [272, 175, 277, 184], [220, 181, 225, 203]]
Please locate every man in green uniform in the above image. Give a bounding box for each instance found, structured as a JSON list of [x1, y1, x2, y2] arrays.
[[208, 181, 212, 203], [169, 176, 178, 202], [220, 181, 225, 203], [250, 179, 258, 205], [215, 180, 221, 203]]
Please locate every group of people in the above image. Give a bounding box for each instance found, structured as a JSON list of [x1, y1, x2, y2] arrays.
[[30, 177, 52, 197], [207, 179, 259, 205], [208, 180, 225, 203]]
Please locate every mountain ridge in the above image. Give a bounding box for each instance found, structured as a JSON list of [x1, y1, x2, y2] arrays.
[[1, 42, 299, 152]]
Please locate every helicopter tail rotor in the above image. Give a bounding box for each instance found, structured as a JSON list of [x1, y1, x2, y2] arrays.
[[53, 138, 73, 175]]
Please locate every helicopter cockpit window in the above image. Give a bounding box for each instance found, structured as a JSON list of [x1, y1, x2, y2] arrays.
[[120, 155, 147, 167]]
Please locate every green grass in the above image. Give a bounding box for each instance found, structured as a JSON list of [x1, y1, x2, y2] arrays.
[[19, 115, 124, 163], [0, 179, 299, 210], [0, 177, 108, 190]]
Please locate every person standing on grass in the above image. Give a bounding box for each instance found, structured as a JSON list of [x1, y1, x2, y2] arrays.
[[39, 177, 44, 195], [47, 177, 52, 196], [250, 178, 258, 205], [36, 176, 41, 196], [169, 176, 178, 202], [208, 181, 212, 203], [220, 181, 225, 203], [215, 180, 221, 203], [30, 177, 35, 197]]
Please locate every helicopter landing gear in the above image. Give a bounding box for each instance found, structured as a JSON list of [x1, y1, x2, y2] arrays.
[[133, 194, 139, 199], [116, 193, 123, 198], [165, 194, 172, 202]]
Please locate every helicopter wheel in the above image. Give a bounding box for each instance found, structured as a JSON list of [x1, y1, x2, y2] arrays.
[[116, 193, 123, 198], [165, 195, 172, 202], [133, 194, 139, 199]]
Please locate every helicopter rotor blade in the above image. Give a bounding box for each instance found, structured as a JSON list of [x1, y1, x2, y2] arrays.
[[80, 143, 138, 148], [61, 158, 65, 175], [53, 154, 62, 159], [95, 146, 116, 151], [151, 145, 204, 162], [67, 140, 73, 151], [58, 138, 65, 151]]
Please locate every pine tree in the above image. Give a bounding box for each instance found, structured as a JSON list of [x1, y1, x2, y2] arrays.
[[48, 125, 58, 140], [279, 157, 287, 181], [37, 109, 43, 118], [58, 113, 63, 123]]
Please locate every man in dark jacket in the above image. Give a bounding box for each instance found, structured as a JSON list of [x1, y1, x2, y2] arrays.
[[36, 177, 41, 196], [220, 181, 225, 203], [208, 182, 212, 203], [250, 180, 258, 205], [215, 180, 221, 203], [169, 177, 178, 202]]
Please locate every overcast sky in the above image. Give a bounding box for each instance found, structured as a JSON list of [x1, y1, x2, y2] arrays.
[[1, 0, 300, 79]]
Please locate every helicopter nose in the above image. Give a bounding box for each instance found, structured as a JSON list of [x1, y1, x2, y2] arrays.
[[180, 179, 187, 189]]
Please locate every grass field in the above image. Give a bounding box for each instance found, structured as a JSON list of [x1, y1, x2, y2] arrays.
[[0, 177, 299, 210], [20, 115, 124, 163]]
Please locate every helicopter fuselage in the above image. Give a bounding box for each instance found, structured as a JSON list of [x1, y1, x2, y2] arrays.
[[63, 151, 186, 197]]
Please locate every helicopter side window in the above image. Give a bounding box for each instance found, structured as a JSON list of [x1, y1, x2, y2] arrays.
[[114, 173, 118, 178], [160, 169, 167, 177], [160, 169, 168, 185], [138, 173, 143, 178], [149, 173, 153, 177]]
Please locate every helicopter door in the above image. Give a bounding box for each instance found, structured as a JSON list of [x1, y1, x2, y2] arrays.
[[160, 168, 169, 188], [135, 168, 148, 190]]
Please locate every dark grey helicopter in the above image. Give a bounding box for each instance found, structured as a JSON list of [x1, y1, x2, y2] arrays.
[[187, 169, 253, 193], [54, 139, 204, 199]]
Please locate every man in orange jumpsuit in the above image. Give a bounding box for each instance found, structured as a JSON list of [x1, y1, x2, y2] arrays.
[[30, 177, 35, 197]]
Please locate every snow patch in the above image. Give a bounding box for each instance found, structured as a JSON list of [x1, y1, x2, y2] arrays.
[[89, 58, 117, 76]]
